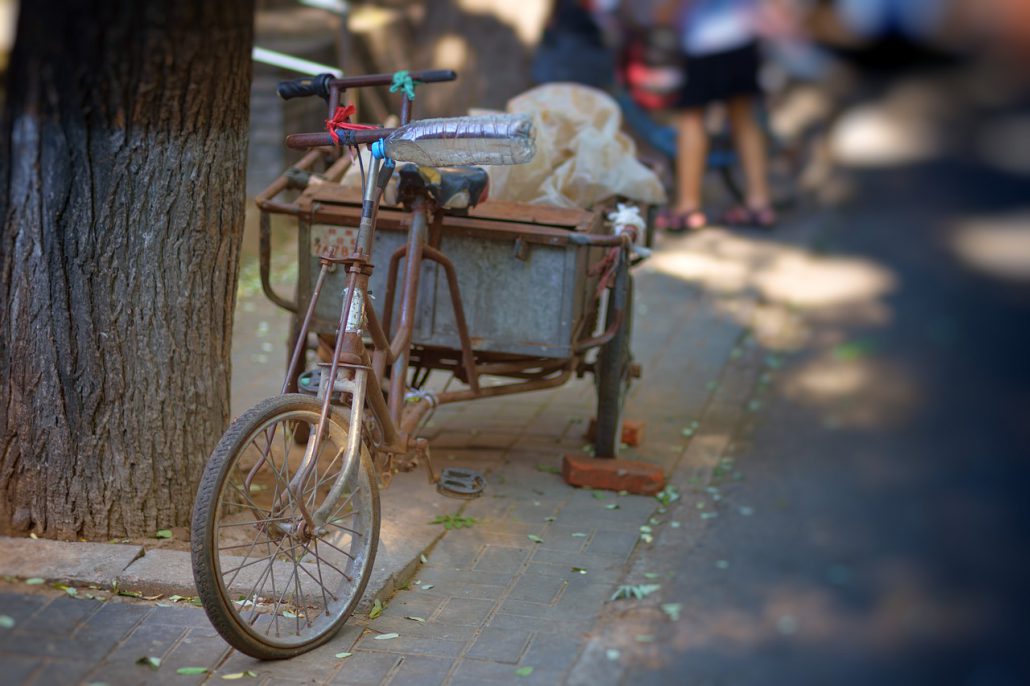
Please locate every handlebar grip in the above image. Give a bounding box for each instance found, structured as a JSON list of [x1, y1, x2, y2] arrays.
[[277, 73, 334, 101], [409, 69, 458, 84]]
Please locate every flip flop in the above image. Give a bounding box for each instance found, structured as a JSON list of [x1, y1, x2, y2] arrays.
[[723, 205, 777, 229], [656, 208, 708, 233]]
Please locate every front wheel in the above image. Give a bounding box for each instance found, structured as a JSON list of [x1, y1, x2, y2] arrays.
[[594, 263, 634, 458], [191, 394, 379, 659]]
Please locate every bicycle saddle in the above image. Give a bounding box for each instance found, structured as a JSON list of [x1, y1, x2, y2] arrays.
[[396, 163, 489, 212]]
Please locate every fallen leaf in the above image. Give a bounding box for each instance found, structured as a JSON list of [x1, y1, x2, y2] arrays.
[[29, 533, 38, 540], [0, 615, 14, 629], [514, 666, 534, 677], [544, 516, 556, 522], [661, 603, 682, 621], [137, 656, 161, 670], [635, 634, 655, 643], [605, 648, 620, 661], [369, 598, 384, 619], [24, 578, 44, 585], [373, 632, 399, 640], [176, 667, 208, 675], [420, 584, 434, 590], [571, 532, 587, 538], [527, 534, 543, 544], [154, 529, 173, 539], [419, 554, 428, 564], [405, 616, 426, 623], [571, 567, 587, 575], [334, 652, 352, 659], [604, 504, 620, 510]]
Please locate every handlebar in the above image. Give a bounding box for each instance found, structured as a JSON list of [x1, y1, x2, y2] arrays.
[[277, 69, 458, 101], [285, 128, 394, 150]]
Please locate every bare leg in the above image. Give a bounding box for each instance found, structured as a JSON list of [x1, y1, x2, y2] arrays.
[[674, 107, 708, 228], [727, 95, 773, 213]]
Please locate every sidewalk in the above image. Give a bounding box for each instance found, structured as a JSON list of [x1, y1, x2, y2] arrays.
[[0, 212, 815, 684]]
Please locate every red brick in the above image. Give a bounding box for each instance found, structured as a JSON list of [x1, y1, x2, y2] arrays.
[[584, 419, 646, 447], [561, 453, 665, 495]]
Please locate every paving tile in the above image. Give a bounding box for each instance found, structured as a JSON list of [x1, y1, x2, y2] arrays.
[[79, 600, 152, 638], [466, 627, 532, 663], [16, 596, 102, 635], [507, 573, 566, 605], [354, 632, 467, 657], [451, 657, 565, 685], [0, 592, 50, 624], [139, 605, 212, 628], [0, 655, 39, 685], [585, 529, 641, 557], [522, 632, 584, 672], [27, 658, 94, 685], [369, 615, 477, 642], [472, 546, 530, 573], [433, 597, 496, 627], [387, 654, 453, 686]]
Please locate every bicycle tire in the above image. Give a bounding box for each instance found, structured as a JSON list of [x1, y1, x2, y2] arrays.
[[191, 393, 379, 659], [594, 267, 634, 458]]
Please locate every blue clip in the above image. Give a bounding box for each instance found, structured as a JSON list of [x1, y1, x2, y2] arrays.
[[371, 139, 386, 160]]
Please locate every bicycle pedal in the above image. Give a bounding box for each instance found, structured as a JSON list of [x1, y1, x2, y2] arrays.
[[436, 468, 485, 499]]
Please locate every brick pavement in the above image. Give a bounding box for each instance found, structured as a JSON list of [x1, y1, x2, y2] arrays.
[[0, 223, 784, 685]]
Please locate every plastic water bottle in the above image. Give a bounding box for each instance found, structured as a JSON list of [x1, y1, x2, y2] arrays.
[[371, 114, 535, 167]]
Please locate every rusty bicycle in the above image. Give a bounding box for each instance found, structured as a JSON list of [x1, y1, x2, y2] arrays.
[[190, 69, 645, 659]]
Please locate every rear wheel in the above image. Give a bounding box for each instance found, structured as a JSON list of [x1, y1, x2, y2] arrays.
[[191, 393, 379, 659], [594, 261, 634, 458]]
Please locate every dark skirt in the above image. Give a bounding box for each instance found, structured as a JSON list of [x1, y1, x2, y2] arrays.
[[677, 41, 761, 108]]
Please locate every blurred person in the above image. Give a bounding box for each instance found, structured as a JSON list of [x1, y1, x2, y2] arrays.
[[634, 0, 785, 231]]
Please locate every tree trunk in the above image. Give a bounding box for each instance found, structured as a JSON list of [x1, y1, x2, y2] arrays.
[[0, 1, 255, 539]]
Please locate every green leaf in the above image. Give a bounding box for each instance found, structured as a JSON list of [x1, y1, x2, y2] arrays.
[[661, 603, 682, 621], [605, 648, 620, 661], [571, 567, 587, 575], [369, 598, 384, 619], [592, 491, 607, 500], [610, 583, 661, 601], [334, 652, 352, 659], [176, 667, 208, 675], [604, 503, 620, 510], [420, 584, 434, 590], [137, 656, 161, 670], [24, 578, 44, 585], [429, 515, 476, 529], [544, 516, 556, 522], [65, 587, 78, 597], [655, 485, 680, 507], [248, 483, 268, 493], [405, 616, 426, 623], [419, 554, 428, 564], [0, 615, 14, 629], [514, 666, 534, 677], [535, 464, 561, 474], [527, 534, 543, 544], [373, 632, 399, 640], [571, 532, 587, 538], [155, 529, 173, 539], [168, 595, 186, 603], [643, 572, 661, 579]]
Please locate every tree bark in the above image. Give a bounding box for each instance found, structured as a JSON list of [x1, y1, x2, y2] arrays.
[[0, 1, 255, 538]]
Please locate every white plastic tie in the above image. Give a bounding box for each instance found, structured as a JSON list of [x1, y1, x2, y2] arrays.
[[404, 389, 438, 407], [607, 203, 646, 234]]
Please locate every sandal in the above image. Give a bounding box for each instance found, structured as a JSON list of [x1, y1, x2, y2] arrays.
[[723, 205, 777, 229], [656, 208, 708, 233]]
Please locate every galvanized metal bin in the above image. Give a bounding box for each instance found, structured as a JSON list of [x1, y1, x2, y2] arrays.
[[295, 187, 606, 360]]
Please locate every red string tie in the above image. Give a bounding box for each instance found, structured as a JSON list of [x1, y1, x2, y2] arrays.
[[325, 104, 378, 144]]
